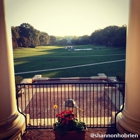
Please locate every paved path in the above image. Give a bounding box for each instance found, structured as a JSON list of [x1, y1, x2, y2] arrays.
[[15, 59, 125, 75]]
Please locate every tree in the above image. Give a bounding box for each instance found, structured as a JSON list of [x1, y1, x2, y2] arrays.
[[58, 39, 67, 45], [11, 23, 126, 48], [20, 23, 34, 29], [11, 26, 20, 48], [11, 23, 50, 48], [18, 37, 30, 47], [79, 35, 91, 44], [49, 36, 57, 45], [90, 25, 126, 47], [39, 32, 50, 45], [71, 37, 79, 45]]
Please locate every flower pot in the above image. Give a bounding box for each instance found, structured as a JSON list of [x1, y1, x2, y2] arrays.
[[54, 130, 86, 140]]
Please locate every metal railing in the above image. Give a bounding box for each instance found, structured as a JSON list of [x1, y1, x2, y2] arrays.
[[16, 81, 125, 129]]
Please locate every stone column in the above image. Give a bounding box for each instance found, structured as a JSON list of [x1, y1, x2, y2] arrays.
[[116, 0, 140, 136], [0, 0, 25, 139]]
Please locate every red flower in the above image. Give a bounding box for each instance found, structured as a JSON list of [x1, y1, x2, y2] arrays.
[[60, 114, 64, 118], [56, 110, 75, 125], [56, 114, 59, 117], [65, 117, 69, 121], [68, 110, 73, 114], [54, 110, 87, 136]]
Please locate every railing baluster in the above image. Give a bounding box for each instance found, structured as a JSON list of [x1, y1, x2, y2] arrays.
[[104, 83, 106, 127], [82, 84, 84, 122], [107, 83, 109, 127], [97, 83, 98, 127], [60, 84, 61, 112], [42, 84, 45, 128], [86, 84, 87, 126], [111, 85, 113, 126], [92, 84, 96, 126], [46, 84, 49, 128], [89, 83, 91, 127], [100, 83, 101, 127], [78, 84, 80, 121]]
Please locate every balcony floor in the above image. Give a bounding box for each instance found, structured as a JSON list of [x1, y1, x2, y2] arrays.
[[22, 128, 122, 140]]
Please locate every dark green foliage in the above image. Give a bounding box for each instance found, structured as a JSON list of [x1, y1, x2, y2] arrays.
[[11, 23, 50, 48], [90, 25, 126, 47], [15, 76, 23, 84], [54, 110, 86, 136], [79, 35, 91, 44], [116, 73, 125, 81], [69, 25, 126, 47], [49, 36, 57, 45], [11, 23, 126, 48], [11, 26, 20, 48]]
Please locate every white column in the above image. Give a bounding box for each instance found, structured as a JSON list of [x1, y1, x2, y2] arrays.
[[0, 0, 25, 139], [116, 0, 140, 136]]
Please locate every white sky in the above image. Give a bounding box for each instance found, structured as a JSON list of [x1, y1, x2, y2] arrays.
[[5, 0, 129, 36]]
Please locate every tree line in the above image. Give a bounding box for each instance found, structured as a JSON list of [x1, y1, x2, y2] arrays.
[[72, 25, 126, 47], [11, 23, 126, 48]]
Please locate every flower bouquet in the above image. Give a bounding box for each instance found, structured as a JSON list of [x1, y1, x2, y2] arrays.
[[53, 110, 87, 140]]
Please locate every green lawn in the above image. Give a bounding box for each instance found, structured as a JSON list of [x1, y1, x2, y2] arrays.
[[13, 45, 126, 78]]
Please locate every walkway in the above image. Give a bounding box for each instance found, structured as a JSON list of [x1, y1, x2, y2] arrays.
[[22, 128, 122, 140]]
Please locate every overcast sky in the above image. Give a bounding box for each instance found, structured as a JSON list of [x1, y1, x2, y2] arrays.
[[5, 0, 129, 36]]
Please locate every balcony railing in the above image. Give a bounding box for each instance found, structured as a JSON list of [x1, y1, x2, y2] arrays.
[[16, 80, 125, 129]]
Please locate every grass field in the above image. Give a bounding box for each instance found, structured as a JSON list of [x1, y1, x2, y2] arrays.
[[13, 45, 126, 78]]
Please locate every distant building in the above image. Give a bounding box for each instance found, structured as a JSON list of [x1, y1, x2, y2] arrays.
[[65, 46, 73, 50], [74, 48, 92, 51]]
